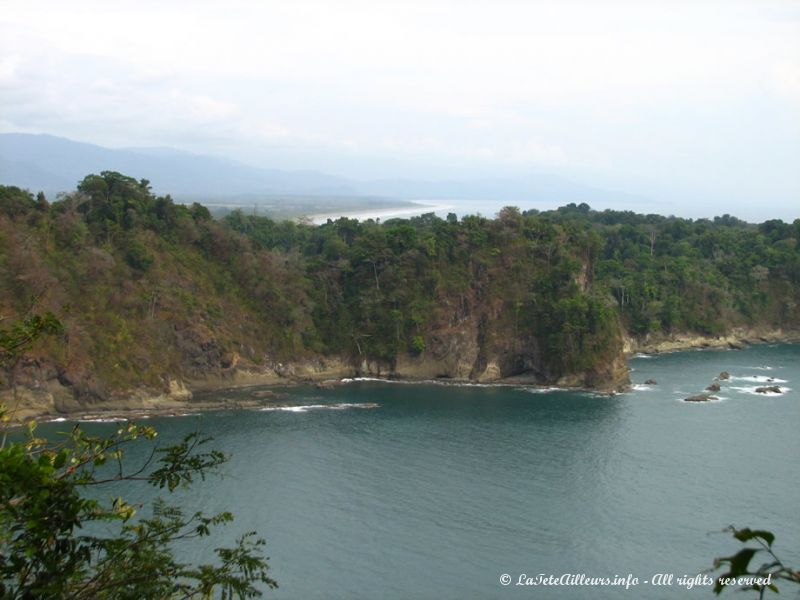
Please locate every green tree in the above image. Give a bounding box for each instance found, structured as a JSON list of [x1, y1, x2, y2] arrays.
[[0, 316, 277, 598]]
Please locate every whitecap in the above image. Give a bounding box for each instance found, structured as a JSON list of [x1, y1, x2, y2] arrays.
[[631, 384, 656, 392], [260, 402, 379, 413], [524, 387, 570, 394], [730, 386, 791, 396], [633, 353, 654, 359], [730, 375, 787, 383]]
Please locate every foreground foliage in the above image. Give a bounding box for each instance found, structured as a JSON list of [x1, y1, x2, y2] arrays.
[[0, 316, 276, 599], [713, 527, 800, 598]]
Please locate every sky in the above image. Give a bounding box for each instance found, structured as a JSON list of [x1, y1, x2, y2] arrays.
[[1, 0, 799, 219]]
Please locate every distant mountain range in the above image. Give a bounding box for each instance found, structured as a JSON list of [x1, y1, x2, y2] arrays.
[[0, 133, 357, 199], [0, 133, 644, 209]]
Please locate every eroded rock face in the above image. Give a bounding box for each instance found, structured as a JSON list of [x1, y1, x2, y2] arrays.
[[392, 314, 629, 392]]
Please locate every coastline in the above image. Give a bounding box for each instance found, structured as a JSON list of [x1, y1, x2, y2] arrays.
[[5, 331, 798, 425], [308, 200, 455, 224], [623, 327, 800, 356]]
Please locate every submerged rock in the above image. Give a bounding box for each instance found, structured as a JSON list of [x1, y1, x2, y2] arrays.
[[755, 386, 782, 394], [644, 379, 657, 385], [684, 393, 717, 402], [315, 380, 341, 390]]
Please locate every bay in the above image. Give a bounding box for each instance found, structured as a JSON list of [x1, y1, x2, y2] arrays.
[[45, 344, 800, 599]]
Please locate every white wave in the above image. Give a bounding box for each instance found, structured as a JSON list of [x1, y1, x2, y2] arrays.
[[730, 375, 787, 383], [340, 377, 514, 389], [730, 386, 791, 396], [524, 386, 570, 394], [746, 366, 775, 371], [78, 417, 127, 423], [631, 384, 656, 391], [49, 417, 68, 422], [633, 353, 654, 359], [260, 402, 379, 413]]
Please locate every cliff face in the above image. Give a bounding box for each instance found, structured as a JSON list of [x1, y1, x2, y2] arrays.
[[17, 171, 800, 418], [352, 302, 630, 392]]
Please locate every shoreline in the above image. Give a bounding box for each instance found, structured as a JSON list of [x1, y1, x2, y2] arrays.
[[308, 200, 455, 224], [623, 328, 800, 356], [6, 333, 798, 425]]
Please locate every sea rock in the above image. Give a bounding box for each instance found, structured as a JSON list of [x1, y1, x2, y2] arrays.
[[706, 382, 721, 392], [718, 371, 730, 380], [684, 393, 717, 402], [755, 386, 782, 394], [251, 389, 279, 398], [315, 380, 341, 390], [644, 379, 657, 385]]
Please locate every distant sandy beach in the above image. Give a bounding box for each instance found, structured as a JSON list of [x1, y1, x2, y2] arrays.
[[309, 200, 456, 224]]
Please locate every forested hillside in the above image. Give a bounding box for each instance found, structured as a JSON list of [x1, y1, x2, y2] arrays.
[[1, 172, 799, 415]]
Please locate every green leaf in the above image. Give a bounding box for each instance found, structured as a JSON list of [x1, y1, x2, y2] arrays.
[[53, 450, 68, 469], [733, 528, 775, 547]]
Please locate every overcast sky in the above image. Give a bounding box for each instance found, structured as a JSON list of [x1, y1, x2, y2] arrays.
[[1, 0, 798, 218]]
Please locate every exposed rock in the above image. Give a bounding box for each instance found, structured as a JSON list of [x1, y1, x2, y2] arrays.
[[728, 341, 745, 350], [706, 382, 721, 392], [755, 386, 782, 394], [477, 361, 503, 383], [684, 393, 717, 402], [623, 328, 800, 356], [315, 380, 341, 390], [718, 371, 730, 380], [644, 379, 657, 385], [251, 389, 280, 398]]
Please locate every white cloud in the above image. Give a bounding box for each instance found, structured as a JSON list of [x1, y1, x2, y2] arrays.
[[0, 0, 798, 210]]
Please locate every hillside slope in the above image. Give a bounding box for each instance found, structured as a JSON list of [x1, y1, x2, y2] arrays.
[[2, 173, 799, 418]]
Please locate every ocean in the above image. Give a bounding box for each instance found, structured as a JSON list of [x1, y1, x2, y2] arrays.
[[42, 343, 800, 599]]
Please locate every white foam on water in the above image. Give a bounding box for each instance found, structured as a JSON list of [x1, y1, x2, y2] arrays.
[[524, 387, 570, 394], [746, 366, 775, 371], [260, 402, 379, 413], [730, 375, 787, 383], [631, 384, 656, 391], [340, 377, 514, 389], [730, 386, 791, 396], [633, 353, 654, 359]]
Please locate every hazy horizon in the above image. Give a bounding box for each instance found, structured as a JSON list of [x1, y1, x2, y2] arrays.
[[1, 1, 798, 220]]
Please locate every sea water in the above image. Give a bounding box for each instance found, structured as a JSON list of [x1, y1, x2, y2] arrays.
[[41, 343, 800, 599]]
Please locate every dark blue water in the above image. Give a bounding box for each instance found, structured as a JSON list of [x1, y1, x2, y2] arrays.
[[42, 344, 800, 599]]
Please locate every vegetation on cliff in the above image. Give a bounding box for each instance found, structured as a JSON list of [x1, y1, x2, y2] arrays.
[[1, 173, 799, 406], [1, 313, 275, 598]]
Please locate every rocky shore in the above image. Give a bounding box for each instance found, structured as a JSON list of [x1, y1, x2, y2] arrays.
[[7, 328, 796, 424], [623, 327, 800, 356]]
